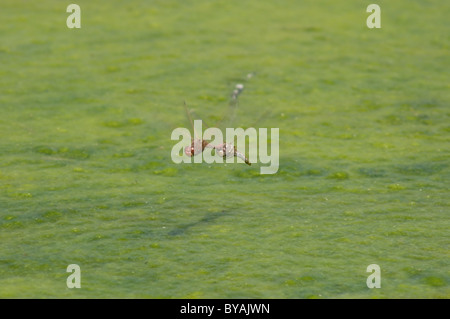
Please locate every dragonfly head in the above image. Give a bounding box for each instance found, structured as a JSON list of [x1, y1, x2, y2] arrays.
[[184, 145, 194, 157], [185, 139, 205, 156]]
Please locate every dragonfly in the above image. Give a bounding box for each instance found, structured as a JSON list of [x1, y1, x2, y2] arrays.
[[183, 83, 251, 166]]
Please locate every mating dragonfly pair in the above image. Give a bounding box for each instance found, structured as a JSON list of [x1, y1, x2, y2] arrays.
[[183, 82, 251, 166], [184, 132, 251, 166]]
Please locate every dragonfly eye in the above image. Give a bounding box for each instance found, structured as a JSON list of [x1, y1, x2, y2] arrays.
[[184, 145, 193, 157]]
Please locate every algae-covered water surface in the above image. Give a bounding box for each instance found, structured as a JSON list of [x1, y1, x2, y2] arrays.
[[0, 1, 448, 298]]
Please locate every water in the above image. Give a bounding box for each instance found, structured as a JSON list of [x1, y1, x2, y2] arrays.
[[0, 0, 448, 298]]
